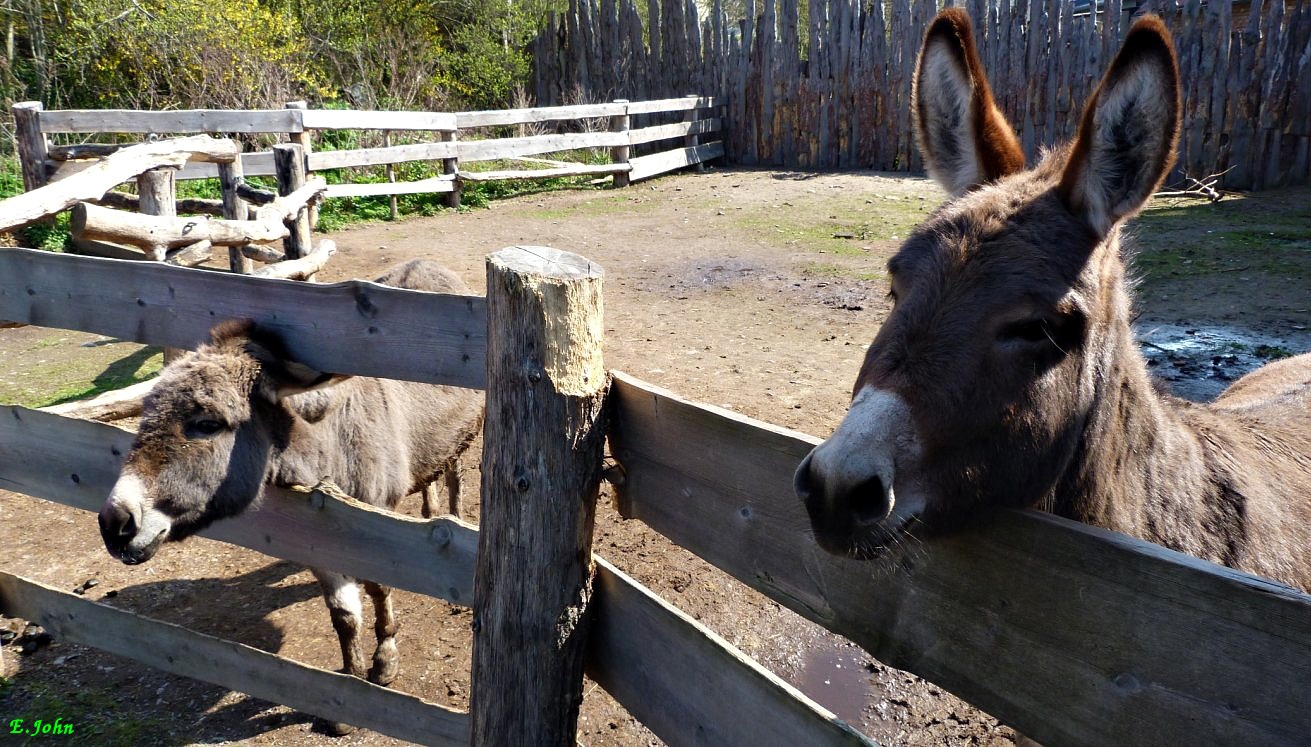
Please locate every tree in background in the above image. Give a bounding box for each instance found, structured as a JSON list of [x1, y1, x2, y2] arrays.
[[0, 0, 566, 113]]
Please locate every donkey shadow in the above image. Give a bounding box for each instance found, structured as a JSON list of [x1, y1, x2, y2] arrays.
[[4, 560, 330, 743]]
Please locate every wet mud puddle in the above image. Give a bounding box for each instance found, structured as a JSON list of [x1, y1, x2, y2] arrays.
[[1136, 322, 1307, 401]]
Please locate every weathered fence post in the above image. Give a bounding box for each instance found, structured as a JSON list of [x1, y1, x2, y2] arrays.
[[217, 157, 253, 274], [441, 129, 461, 209], [471, 246, 607, 746], [137, 167, 186, 363], [383, 130, 399, 220], [273, 143, 312, 267], [284, 100, 318, 228], [12, 102, 49, 193], [609, 99, 632, 188], [683, 94, 704, 172]]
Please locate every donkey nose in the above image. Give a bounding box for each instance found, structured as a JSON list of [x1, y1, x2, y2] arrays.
[[99, 500, 139, 550], [794, 450, 822, 503]]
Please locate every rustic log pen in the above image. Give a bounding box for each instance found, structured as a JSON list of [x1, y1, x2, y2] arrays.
[[471, 246, 607, 746], [0, 136, 240, 233], [253, 239, 336, 281]]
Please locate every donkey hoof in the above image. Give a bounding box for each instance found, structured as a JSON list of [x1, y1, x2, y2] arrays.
[[369, 659, 398, 687], [316, 718, 357, 736]]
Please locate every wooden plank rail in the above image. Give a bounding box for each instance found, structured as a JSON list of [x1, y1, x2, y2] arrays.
[[38, 109, 303, 134], [628, 142, 725, 181], [0, 248, 486, 389], [0, 405, 868, 747], [0, 572, 470, 746], [0, 136, 239, 232], [607, 371, 1311, 746], [0, 406, 479, 607]]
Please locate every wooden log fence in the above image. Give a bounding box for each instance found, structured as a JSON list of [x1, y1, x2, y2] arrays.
[[2, 240, 1309, 743], [20, 97, 724, 213], [531, 0, 1311, 191]]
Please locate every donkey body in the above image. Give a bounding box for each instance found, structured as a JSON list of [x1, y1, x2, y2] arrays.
[[98, 259, 483, 728], [794, 11, 1311, 592]]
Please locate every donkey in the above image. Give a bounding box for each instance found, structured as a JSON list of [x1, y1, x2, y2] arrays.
[[793, 10, 1311, 593], [98, 259, 484, 730]]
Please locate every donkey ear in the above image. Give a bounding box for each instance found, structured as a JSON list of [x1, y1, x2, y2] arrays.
[[912, 8, 1025, 197], [1059, 15, 1180, 236], [263, 361, 350, 402]]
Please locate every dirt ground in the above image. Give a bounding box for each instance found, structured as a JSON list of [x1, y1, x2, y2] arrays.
[[2, 168, 1308, 746]]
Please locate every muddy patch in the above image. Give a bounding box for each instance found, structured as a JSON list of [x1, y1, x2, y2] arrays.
[[1137, 322, 1309, 401]]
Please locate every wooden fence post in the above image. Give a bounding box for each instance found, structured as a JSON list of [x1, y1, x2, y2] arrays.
[[273, 143, 312, 267], [471, 246, 607, 746], [441, 130, 461, 209], [609, 99, 631, 188], [137, 167, 184, 362], [12, 101, 49, 193], [284, 100, 318, 228], [383, 130, 399, 220], [217, 158, 253, 274], [683, 94, 704, 172]]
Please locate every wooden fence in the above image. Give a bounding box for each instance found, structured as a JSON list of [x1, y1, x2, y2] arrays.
[[14, 96, 724, 210], [2, 143, 1310, 744], [532, 0, 1311, 190]]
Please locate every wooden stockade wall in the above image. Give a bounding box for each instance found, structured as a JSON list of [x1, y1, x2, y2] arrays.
[[532, 0, 1311, 190]]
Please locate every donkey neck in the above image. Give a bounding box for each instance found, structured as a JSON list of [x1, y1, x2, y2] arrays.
[[1052, 262, 1242, 563]]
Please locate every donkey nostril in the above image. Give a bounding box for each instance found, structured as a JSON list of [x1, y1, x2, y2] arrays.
[[794, 452, 816, 500], [849, 474, 892, 525]]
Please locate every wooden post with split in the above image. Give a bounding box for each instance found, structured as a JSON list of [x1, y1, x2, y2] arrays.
[[609, 99, 631, 188], [471, 246, 608, 746], [12, 101, 49, 193], [137, 167, 182, 362], [273, 143, 312, 267], [441, 129, 461, 209], [284, 100, 318, 228], [383, 130, 399, 220], [217, 157, 253, 274]]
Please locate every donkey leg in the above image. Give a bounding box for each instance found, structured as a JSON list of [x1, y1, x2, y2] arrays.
[[312, 569, 366, 736], [363, 581, 400, 686], [421, 482, 440, 519], [444, 457, 462, 518]]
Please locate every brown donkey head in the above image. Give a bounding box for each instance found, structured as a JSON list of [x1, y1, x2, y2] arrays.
[[98, 321, 348, 564], [794, 10, 1180, 558]]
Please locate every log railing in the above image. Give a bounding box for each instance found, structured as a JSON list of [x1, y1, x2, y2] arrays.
[[18, 97, 725, 210]]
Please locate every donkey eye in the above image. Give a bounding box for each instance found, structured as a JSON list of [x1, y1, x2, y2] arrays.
[[999, 319, 1050, 343], [185, 419, 226, 439]]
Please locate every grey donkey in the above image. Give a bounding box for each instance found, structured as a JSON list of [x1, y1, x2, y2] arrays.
[[98, 259, 483, 733]]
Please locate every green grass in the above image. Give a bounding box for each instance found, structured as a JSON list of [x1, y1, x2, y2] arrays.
[[733, 193, 932, 254], [3, 679, 174, 746], [0, 342, 163, 408], [1132, 192, 1311, 282]]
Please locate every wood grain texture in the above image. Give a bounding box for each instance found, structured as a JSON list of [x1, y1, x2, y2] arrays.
[[456, 131, 629, 163], [37, 108, 303, 134], [307, 141, 460, 171], [471, 246, 608, 746], [0, 248, 487, 389], [608, 371, 1311, 746], [300, 109, 458, 131], [627, 117, 720, 145], [0, 136, 239, 232], [454, 102, 628, 128], [0, 407, 479, 607], [459, 163, 631, 182], [12, 102, 49, 192], [531, 0, 1310, 189], [588, 557, 876, 747], [176, 151, 277, 181], [72, 202, 288, 249], [0, 572, 470, 746], [273, 144, 311, 262], [628, 141, 725, 181]]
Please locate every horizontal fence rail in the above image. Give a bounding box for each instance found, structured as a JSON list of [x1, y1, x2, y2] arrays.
[[0, 572, 470, 746], [0, 248, 487, 389], [31, 97, 724, 192], [533, 0, 1311, 190], [607, 371, 1311, 746], [0, 407, 868, 747]]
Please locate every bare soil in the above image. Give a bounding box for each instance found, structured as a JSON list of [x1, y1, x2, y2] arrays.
[[2, 168, 1308, 746]]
